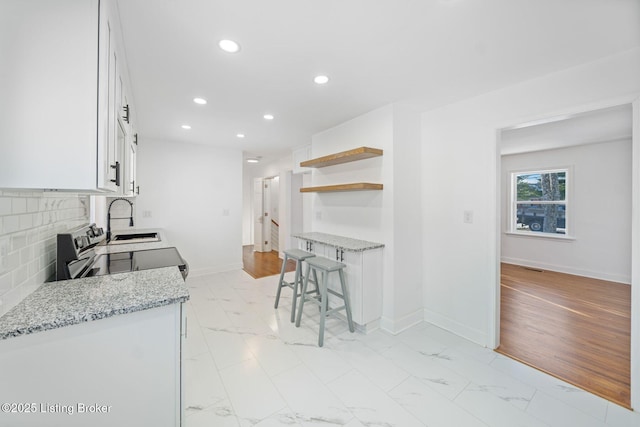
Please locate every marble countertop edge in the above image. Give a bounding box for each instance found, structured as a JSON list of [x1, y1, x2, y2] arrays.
[[0, 266, 189, 341], [292, 232, 384, 251]]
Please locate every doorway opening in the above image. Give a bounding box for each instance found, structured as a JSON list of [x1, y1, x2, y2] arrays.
[[496, 104, 633, 408], [242, 171, 306, 279]]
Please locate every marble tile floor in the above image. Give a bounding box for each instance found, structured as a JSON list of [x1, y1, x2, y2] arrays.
[[183, 270, 640, 427]]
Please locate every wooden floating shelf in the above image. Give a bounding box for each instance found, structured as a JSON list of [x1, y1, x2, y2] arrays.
[[300, 146, 383, 168], [300, 183, 383, 193]]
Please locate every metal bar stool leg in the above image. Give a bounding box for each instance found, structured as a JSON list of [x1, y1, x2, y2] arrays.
[[318, 270, 329, 347], [338, 269, 354, 332], [295, 263, 312, 327], [290, 257, 303, 322], [274, 253, 288, 309]]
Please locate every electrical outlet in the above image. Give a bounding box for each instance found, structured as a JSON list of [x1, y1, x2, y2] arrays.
[[315, 211, 322, 220], [142, 210, 152, 218], [222, 209, 229, 216], [463, 210, 473, 224]]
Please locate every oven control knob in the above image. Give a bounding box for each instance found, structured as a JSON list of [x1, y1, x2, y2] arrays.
[[87, 229, 95, 238]]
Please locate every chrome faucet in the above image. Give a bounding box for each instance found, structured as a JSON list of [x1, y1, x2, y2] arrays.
[[107, 198, 134, 241]]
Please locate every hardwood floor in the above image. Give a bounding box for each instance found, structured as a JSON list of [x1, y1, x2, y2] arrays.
[[242, 245, 295, 279], [497, 263, 631, 408]]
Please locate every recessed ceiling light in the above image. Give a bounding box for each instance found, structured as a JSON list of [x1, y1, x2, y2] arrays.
[[314, 75, 329, 85], [181, 125, 191, 130], [236, 133, 245, 138], [193, 97, 207, 105], [246, 158, 259, 163], [263, 114, 274, 120], [219, 39, 240, 53]]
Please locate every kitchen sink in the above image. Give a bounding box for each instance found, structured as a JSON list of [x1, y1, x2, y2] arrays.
[[109, 232, 161, 244]]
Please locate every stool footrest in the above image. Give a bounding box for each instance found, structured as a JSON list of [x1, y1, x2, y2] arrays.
[[326, 305, 347, 315]]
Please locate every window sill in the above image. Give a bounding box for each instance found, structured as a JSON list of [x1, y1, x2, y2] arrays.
[[504, 231, 575, 241]]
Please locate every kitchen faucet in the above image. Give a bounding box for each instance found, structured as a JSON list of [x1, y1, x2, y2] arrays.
[[107, 198, 134, 241]]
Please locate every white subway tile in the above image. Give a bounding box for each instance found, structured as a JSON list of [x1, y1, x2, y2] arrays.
[[19, 214, 34, 230], [0, 236, 9, 256], [20, 245, 34, 264], [12, 198, 27, 214], [0, 272, 11, 295], [12, 265, 28, 287], [1, 251, 20, 274], [11, 233, 27, 251], [0, 193, 89, 313], [27, 198, 39, 213], [4, 216, 19, 233], [0, 198, 11, 215]]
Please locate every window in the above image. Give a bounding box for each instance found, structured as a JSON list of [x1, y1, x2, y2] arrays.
[[511, 168, 568, 235]]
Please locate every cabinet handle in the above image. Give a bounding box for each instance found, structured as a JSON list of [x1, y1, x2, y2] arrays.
[[133, 133, 138, 145], [336, 248, 339, 260], [110, 161, 120, 186], [340, 250, 344, 262], [123, 104, 130, 123], [136, 185, 140, 195], [131, 180, 135, 193]]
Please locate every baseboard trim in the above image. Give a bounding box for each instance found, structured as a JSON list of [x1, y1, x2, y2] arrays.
[[423, 308, 488, 347], [188, 263, 243, 278], [501, 257, 631, 284], [380, 310, 424, 335]]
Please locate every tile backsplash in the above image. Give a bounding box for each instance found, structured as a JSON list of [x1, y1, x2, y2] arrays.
[[0, 191, 89, 316]]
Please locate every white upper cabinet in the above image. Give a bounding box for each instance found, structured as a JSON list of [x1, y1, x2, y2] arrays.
[[0, 0, 134, 192]]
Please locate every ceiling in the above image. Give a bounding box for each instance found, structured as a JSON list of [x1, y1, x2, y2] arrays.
[[500, 104, 633, 155], [115, 0, 640, 162]]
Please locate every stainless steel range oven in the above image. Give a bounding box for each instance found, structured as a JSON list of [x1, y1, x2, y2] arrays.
[[56, 224, 188, 281]]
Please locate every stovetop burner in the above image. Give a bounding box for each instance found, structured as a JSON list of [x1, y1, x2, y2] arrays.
[[56, 224, 188, 281], [85, 247, 188, 278]]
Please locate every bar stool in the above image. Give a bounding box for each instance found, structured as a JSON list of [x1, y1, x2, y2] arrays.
[[274, 249, 318, 322], [295, 256, 354, 347]]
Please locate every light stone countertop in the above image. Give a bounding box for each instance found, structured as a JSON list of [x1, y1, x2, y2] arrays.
[[293, 232, 384, 252], [0, 267, 188, 340], [0, 228, 189, 341]]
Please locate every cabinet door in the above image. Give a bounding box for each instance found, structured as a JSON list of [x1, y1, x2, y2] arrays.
[[0, 0, 100, 190], [297, 239, 326, 256], [324, 249, 363, 325], [97, 0, 120, 192]]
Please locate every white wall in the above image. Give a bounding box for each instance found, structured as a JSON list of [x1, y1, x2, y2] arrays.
[[501, 139, 632, 283], [311, 105, 394, 326], [420, 48, 640, 350], [135, 139, 243, 276], [309, 104, 424, 333], [390, 105, 424, 332]]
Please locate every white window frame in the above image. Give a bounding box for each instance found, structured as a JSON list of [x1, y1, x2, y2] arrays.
[[509, 167, 572, 238]]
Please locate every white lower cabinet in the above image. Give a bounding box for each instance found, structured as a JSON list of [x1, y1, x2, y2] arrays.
[[0, 304, 185, 426], [296, 238, 383, 331]]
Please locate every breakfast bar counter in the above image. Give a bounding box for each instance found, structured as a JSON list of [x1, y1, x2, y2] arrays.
[[293, 232, 384, 332]]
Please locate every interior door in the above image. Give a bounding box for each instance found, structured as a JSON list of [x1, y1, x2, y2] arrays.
[[253, 179, 272, 252]]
